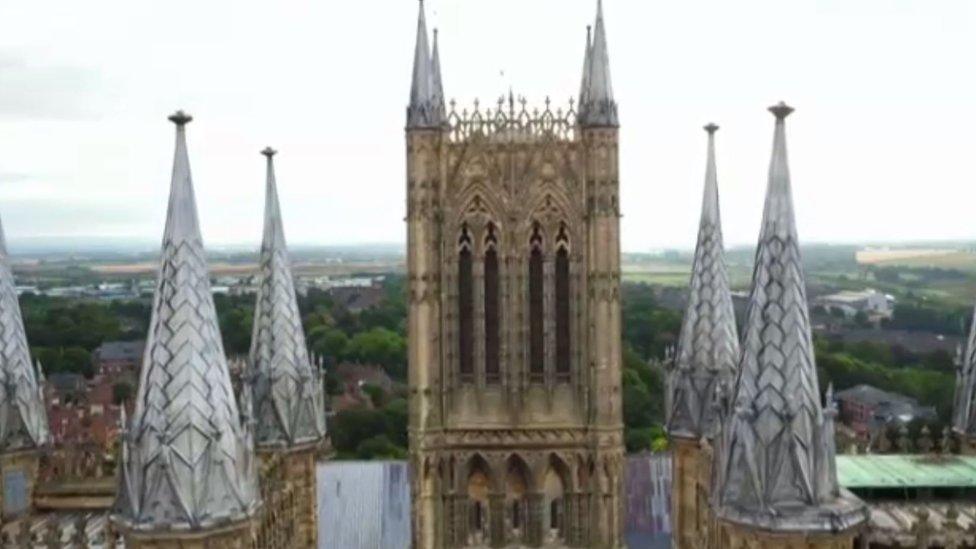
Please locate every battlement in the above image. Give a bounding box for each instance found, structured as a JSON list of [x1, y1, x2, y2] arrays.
[[445, 96, 579, 143]]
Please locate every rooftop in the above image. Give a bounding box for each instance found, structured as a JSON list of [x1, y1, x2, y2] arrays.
[[835, 384, 918, 407], [837, 455, 976, 488]]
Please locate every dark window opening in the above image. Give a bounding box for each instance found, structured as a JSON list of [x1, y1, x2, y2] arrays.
[[484, 224, 500, 383], [529, 224, 544, 382], [459, 226, 474, 381], [555, 225, 570, 380]]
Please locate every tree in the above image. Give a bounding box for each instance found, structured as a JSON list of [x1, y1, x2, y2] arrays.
[[113, 381, 134, 405]]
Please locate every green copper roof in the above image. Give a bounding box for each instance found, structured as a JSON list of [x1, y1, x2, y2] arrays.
[[837, 455, 976, 488]]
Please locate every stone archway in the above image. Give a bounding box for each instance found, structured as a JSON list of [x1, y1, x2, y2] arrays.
[[505, 454, 532, 544], [465, 455, 492, 546], [543, 455, 571, 543]]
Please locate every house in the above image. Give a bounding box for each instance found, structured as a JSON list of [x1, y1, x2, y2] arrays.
[[92, 340, 144, 376], [834, 384, 937, 436], [328, 284, 386, 313], [815, 288, 893, 320]]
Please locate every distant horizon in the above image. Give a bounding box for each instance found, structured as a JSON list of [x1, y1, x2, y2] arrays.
[[5, 234, 976, 257]]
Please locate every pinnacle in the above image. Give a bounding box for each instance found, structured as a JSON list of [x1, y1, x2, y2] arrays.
[[168, 110, 192, 126], [769, 101, 794, 120]]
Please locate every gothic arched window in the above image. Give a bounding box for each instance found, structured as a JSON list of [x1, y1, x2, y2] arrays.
[[458, 225, 474, 381], [484, 223, 500, 383], [555, 224, 571, 379], [529, 223, 544, 381]]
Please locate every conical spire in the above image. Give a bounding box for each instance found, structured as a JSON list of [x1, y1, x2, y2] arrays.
[[0, 213, 50, 451], [431, 28, 446, 116], [578, 0, 618, 127], [407, 0, 443, 129], [248, 148, 327, 449], [116, 112, 259, 531], [666, 123, 738, 441], [954, 302, 976, 435], [715, 104, 866, 532], [577, 25, 592, 109]]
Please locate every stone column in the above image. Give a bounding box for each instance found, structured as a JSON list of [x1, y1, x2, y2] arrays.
[[670, 437, 701, 549], [489, 493, 506, 547], [526, 492, 545, 547]]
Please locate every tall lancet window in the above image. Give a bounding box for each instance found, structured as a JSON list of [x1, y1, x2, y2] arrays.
[[459, 224, 474, 381], [555, 224, 571, 379], [484, 223, 500, 383], [529, 223, 545, 381]]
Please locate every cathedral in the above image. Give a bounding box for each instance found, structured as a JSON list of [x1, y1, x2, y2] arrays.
[[405, 1, 626, 547]]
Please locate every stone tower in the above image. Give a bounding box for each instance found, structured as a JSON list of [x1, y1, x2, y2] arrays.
[[711, 104, 867, 548], [247, 147, 328, 546], [114, 111, 260, 547], [406, 1, 625, 547], [0, 211, 50, 519], [954, 301, 976, 453], [665, 124, 738, 548]]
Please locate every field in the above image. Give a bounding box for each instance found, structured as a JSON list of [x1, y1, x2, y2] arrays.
[[857, 250, 976, 272]]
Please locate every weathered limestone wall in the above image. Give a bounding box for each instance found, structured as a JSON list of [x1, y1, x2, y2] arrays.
[[715, 520, 859, 549], [0, 450, 40, 520]]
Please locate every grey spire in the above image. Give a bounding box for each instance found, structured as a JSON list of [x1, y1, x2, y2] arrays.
[[248, 148, 327, 449], [431, 28, 446, 116], [715, 103, 866, 533], [407, 0, 443, 129], [954, 302, 976, 435], [578, 0, 618, 127], [116, 112, 259, 531], [666, 124, 738, 441], [0, 213, 50, 451], [577, 25, 592, 109]]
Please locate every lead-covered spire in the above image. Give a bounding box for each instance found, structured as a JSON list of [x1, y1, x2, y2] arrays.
[[248, 148, 326, 449], [954, 302, 976, 436], [578, 0, 618, 127], [715, 103, 866, 533], [431, 28, 446, 117], [0, 213, 50, 451], [666, 124, 738, 441], [407, 0, 443, 129], [116, 112, 259, 531]]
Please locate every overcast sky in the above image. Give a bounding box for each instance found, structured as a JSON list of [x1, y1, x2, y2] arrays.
[[0, 0, 973, 252]]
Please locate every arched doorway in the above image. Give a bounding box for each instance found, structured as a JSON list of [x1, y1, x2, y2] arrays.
[[466, 455, 491, 545], [505, 455, 531, 543], [543, 455, 570, 543]]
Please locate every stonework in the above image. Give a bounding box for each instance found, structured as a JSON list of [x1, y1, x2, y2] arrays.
[[406, 3, 624, 547]]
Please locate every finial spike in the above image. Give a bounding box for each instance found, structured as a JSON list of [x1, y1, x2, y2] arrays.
[[704, 122, 719, 135], [769, 101, 794, 120], [261, 147, 277, 158], [168, 110, 192, 126]]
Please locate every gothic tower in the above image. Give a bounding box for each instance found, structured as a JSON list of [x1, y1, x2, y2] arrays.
[[114, 111, 260, 547], [406, 1, 625, 547], [711, 104, 867, 548], [247, 147, 328, 547], [665, 124, 738, 548], [954, 300, 976, 453], [0, 211, 50, 519]]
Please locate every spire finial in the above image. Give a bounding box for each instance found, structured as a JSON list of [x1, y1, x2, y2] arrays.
[[704, 122, 719, 135], [168, 110, 192, 126], [769, 101, 794, 120], [261, 147, 277, 158]]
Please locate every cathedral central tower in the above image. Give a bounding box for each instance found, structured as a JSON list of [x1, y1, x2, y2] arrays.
[[406, 2, 625, 547]]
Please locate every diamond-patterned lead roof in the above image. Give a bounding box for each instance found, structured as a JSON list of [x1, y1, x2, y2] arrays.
[[0, 214, 50, 451], [666, 124, 738, 440], [714, 103, 866, 532], [116, 112, 259, 531], [248, 148, 326, 449]]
